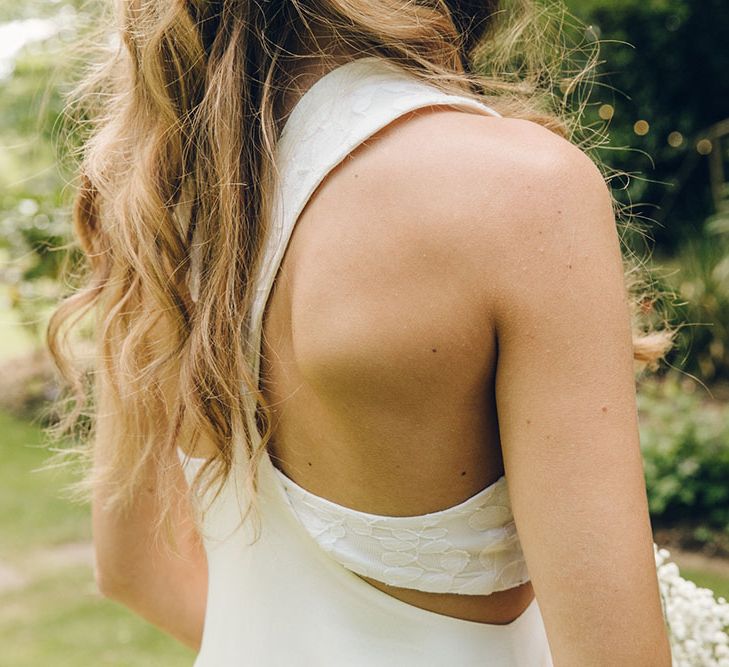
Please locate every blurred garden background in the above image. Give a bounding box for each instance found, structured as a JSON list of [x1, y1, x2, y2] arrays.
[[0, 0, 727, 664]]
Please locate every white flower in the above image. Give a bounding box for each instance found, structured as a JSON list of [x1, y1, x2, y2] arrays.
[[654, 543, 729, 666]]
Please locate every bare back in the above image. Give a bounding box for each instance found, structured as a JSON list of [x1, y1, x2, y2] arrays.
[[260, 106, 533, 622]]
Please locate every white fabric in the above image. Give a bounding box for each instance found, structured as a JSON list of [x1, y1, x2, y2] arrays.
[[180, 55, 554, 665], [272, 464, 530, 596]]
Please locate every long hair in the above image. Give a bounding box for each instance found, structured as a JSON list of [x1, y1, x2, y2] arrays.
[[47, 0, 675, 535]]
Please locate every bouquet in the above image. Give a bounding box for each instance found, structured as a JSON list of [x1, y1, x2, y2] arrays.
[[655, 544, 729, 666]]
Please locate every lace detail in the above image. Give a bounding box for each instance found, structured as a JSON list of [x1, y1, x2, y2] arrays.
[[272, 464, 529, 595]]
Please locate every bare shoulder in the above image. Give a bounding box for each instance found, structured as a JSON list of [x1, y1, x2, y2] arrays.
[[346, 110, 611, 234], [325, 109, 618, 311], [297, 109, 621, 329], [359, 109, 607, 207]]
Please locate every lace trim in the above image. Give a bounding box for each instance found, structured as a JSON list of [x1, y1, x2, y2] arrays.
[[273, 464, 530, 595]]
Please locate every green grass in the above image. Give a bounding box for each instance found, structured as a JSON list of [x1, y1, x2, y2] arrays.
[[0, 411, 193, 666], [680, 568, 729, 601], [0, 410, 89, 556], [0, 567, 193, 666]]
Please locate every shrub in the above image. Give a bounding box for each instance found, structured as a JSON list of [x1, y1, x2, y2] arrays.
[[665, 231, 729, 383], [638, 373, 729, 534], [0, 349, 60, 424]]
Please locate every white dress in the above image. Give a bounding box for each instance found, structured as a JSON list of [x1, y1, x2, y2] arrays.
[[180, 56, 555, 666]]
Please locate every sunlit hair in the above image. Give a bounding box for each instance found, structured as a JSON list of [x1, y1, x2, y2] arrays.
[[47, 0, 675, 536]]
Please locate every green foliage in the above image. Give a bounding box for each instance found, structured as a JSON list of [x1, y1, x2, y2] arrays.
[[0, 349, 60, 424], [0, 6, 84, 342], [566, 0, 729, 251], [667, 233, 729, 382], [0, 287, 38, 360], [638, 375, 729, 533], [564, 0, 729, 381]]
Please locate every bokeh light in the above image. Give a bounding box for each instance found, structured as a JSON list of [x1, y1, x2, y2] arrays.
[[696, 138, 713, 155], [598, 104, 614, 120], [633, 120, 650, 136], [667, 131, 684, 148]]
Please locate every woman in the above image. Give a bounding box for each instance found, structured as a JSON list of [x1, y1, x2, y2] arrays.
[[49, 0, 675, 664]]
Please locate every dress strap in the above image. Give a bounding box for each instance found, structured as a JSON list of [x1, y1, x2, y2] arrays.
[[246, 56, 502, 392]]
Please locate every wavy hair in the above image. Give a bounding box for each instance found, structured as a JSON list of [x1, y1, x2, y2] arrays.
[[48, 0, 675, 534]]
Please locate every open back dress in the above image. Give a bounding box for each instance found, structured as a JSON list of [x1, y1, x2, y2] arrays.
[[180, 55, 555, 666]]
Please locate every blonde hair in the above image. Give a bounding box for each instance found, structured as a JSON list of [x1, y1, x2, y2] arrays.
[[47, 0, 675, 533]]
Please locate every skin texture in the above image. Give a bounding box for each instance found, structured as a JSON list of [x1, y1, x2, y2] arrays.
[[94, 103, 672, 662]]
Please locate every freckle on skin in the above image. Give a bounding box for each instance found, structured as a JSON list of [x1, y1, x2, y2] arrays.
[[526, 419, 531, 424], [601, 406, 608, 413], [461, 471, 466, 477], [307, 461, 312, 467]]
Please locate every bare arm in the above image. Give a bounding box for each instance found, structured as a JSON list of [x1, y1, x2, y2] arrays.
[[92, 366, 208, 650], [471, 120, 670, 665], [304, 108, 671, 661]]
